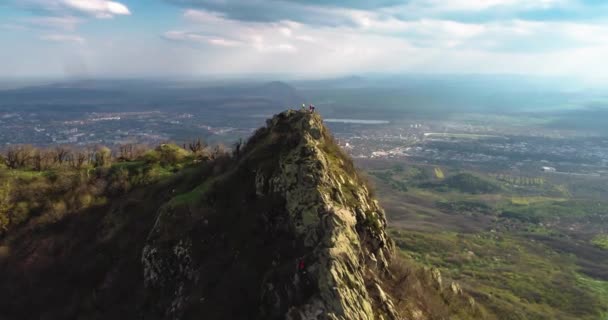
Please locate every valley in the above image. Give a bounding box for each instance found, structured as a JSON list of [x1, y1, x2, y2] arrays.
[[363, 159, 608, 319]]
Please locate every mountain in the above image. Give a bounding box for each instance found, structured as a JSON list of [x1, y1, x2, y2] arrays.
[[0, 80, 303, 114], [142, 109, 397, 319], [0, 110, 483, 319]]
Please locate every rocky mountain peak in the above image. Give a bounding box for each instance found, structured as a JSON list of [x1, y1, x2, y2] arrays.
[[142, 109, 398, 319]]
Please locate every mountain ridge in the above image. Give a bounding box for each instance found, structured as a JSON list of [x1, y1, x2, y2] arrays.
[[0, 109, 484, 319]]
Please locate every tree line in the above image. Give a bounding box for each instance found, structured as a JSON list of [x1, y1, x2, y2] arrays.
[[0, 138, 234, 236], [0, 138, 229, 171]]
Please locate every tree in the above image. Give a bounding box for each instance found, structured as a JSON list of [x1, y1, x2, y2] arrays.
[[94, 146, 112, 168], [31, 149, 43, 171], [39, 148, 56, 170], [5, 145, 35, 169], [156, 144, 190, 166], [73, 150, 89, 169], [188, 138, 207, 154], [55, 146, 71, 166]]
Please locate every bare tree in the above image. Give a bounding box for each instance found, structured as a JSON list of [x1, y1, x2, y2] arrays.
[[40, 149, 56, 170], [31, 149, 43, 171], [188, 138, 207, 154], [5, 145, 35, 169], [119, 144, 134, 161], [5, 148, 19, 169], [54, 146, 71, 166], [73, 150, 89, 169]]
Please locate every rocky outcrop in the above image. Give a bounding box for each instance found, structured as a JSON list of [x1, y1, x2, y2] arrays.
[[254, 111, 396, 319], [142, 110, 398, 319]]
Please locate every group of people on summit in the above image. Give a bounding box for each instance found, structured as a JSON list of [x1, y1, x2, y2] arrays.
[[302, 104, 316, 113]]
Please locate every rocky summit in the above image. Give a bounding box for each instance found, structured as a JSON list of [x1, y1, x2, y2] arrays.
[[142, 109, 397, 319]]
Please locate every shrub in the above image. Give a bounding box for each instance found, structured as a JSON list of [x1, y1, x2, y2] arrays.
[[591, 235, 608, 250], [141, 149, 161, 164], [155, 144, 190, 166], [94, 146, 112, 168], [10, 202, 30, 226]]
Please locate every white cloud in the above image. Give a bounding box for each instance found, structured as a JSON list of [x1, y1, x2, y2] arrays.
[[163, 31, 243, 47], [155, 6, 608, 79], [15, 0, 131, 18], [40, 33, 86, 44], [27, 16, 82, 31], [252, 36, 297, 53], [5, 0, 608, 79], [176, 9, 301, 53], [421, 0, 569, 11], [62, 0, 130, 18]]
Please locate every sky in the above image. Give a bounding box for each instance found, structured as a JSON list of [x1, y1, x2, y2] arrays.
[[1, 0, 608, 81]]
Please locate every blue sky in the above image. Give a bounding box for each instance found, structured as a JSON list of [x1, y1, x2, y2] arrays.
[[1, 0, 608, 81]]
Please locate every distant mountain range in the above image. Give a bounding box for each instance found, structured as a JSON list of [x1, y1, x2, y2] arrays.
[[0, 80, 304, 112]]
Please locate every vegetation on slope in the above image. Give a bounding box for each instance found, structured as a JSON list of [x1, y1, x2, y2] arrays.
[[0, 141, 228, 237], [391, 229, 608, 320], [0, 140, 235, 319], [369, 163, 608, 320]]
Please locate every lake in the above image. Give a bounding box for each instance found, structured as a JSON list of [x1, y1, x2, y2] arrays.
[[324, 119, 389, 124]]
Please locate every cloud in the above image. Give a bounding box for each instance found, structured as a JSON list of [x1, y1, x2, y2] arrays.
[[62, 0, 130, 18], [168, 9, 303, 53], [40, 33, 86, 44], [162, 31, 244, 47], [7, 0, 129, 46], [419, 0, 569, 12], [26, 16, 82, 31], [458, 20, 608, 52], [4, 0, 608, 79], [14, 0, 131, 18], [165, 0, 365, 26], [152, 3, 608, 80], [163, 0, 580, 26], [169, 5, 608, 56]]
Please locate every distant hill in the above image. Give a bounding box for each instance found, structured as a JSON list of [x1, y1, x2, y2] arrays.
[[249, 81, 302, 105], [0, 80, 304, 113]]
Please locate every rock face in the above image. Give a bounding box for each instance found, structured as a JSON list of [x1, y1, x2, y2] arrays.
[[142, 110, 398, 319]]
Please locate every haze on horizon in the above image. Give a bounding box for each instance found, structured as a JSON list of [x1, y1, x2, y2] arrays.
[[1, 0, 608, 85]]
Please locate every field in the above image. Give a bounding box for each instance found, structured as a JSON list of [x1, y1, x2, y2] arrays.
[[363, 161, 608, 319]]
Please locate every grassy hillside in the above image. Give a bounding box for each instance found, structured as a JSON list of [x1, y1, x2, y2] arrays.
[[391, 230, 608, 320], [368, 163, 608, 320]]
